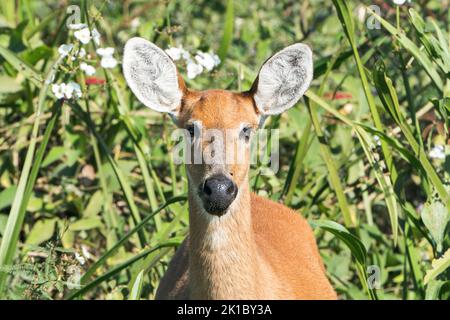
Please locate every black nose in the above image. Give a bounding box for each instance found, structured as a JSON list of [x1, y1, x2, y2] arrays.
[[201, 175, 237, 215]]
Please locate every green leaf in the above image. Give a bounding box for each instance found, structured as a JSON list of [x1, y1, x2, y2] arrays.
[[128, 269, 144, 300], [218, 0, 234, 62], [78, 196, 186, 284], [333, 0, 399, 214], [421, 201, 449, 252], [21, 45, 53, 66], [0, 75, 22, 104], [409, 9, 450, 74], [425, 279, 445, 300], [69, 102, 147, 245], [424, 248, 450, 284], [0, 186, 17, 211], [371, 59, 448, 205], [367, 6, 444, 91], [354, 126, 399, 244], [0, 45, 44, 86], [41, 146, 66, 167], [84, 191, 104, 217], [25, 218, 57, 246], [69, 217, 103, 231], [0, 215, 7, 236], [311, 220, 366, 265], [0, 75, 22, 94], [0, 54, 62, 296], [306, 95, 356, 228], [67, 239, 181, 299], [23, 9, 64, 40]]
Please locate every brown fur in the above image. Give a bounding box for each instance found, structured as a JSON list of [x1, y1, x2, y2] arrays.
[[154, 79, 336, 300], [156, 192, 336, 300]]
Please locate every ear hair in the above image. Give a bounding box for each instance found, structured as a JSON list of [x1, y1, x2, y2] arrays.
[[123, 37, 184, 113], [251, 43, 313, 115]]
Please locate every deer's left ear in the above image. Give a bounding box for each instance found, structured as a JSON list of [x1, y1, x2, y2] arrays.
[[250, 43, 313, 115]]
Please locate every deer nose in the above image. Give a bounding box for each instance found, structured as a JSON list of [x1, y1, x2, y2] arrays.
[[201, 175, 237, 215]]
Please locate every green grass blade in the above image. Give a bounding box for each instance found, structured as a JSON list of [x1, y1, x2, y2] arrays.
[[0, 56, 62, 296], [78, 196, 186, 283], [0, 45, 44, 86], [218, 0, 234, 62], [333, 0, 398, 184], [367, 6, 444, 92], [128, 269, 144, 300], [0, 105, 61, 296], [307, 91, 402, 242], [311, 219, 376, 299], [424, 248, 450, 285], [107, 71, 162, 227], [306, 97, 355, 227], [67, 240, 181, 300], [354, 127, 399, 244], [372, 63, 448, 204], [283, 120, 312, 204], [69, 102, 148, 246]]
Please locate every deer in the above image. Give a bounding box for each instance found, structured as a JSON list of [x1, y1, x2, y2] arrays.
[[123, 37, 337, 300]]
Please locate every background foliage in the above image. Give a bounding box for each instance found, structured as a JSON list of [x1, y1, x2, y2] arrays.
[[0, 0, 448, 300]]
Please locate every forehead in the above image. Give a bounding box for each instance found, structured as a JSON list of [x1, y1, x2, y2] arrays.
[[179, 90, 259, 129]]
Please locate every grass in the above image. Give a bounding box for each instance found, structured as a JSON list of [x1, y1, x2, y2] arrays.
[[0, 0, 448, 300]]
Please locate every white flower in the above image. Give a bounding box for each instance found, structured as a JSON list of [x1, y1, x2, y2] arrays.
[[97, 47, 117, 69], [357, 5, 366, 23], [80, 62, 96, 76], [212, 54, 220, 66], [235, 17, 244, 29], [91, 28, 101, 46], [78, 47, 86, 58], [75, 252, 86, 265], [52, 83, 65, 99], [130, 17, 140, 29], [429, 145, 445, 160], [165, 46, 190, 61], [373, 135, 381, 146], [194, 51, 221, 71], [70, 48, 87, 61], [74, 27, 91, 44], [58, 44, 74, 57], [62, 83, 74, 99], [67, 81, 82, 99], [393, 0, 411, 5], [186, 60, 203, 79], [96, 47, 114, 56], [69, 23, 87, 30], [165, 47, 183, 60], [52, 82, 82, 99], [100, 55, 118, 68], [81, 245, 92, 260], [181, 49, 191, 60]]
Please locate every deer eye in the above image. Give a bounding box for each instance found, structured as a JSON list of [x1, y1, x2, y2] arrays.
[[240, 126, 252, 142]]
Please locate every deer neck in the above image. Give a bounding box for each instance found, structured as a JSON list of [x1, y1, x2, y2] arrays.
[[187, 179, 262, 299]]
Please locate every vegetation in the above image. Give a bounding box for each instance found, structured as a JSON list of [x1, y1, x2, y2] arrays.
[[0, 0, 448, 300]]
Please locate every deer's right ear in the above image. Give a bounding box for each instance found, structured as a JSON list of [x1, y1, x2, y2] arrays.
[[123, 37, 185, 115], [250, 43, 313, 116]]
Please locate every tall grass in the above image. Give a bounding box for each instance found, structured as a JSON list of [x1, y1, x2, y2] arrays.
[[0, 0, 448, 300]]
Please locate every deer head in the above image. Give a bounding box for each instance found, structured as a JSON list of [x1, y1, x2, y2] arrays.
[[123, 38, 313, 217]]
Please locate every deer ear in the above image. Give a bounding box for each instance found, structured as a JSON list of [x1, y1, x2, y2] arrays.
[[250, 43, 313, 115], [123, 37, 185, 114]]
